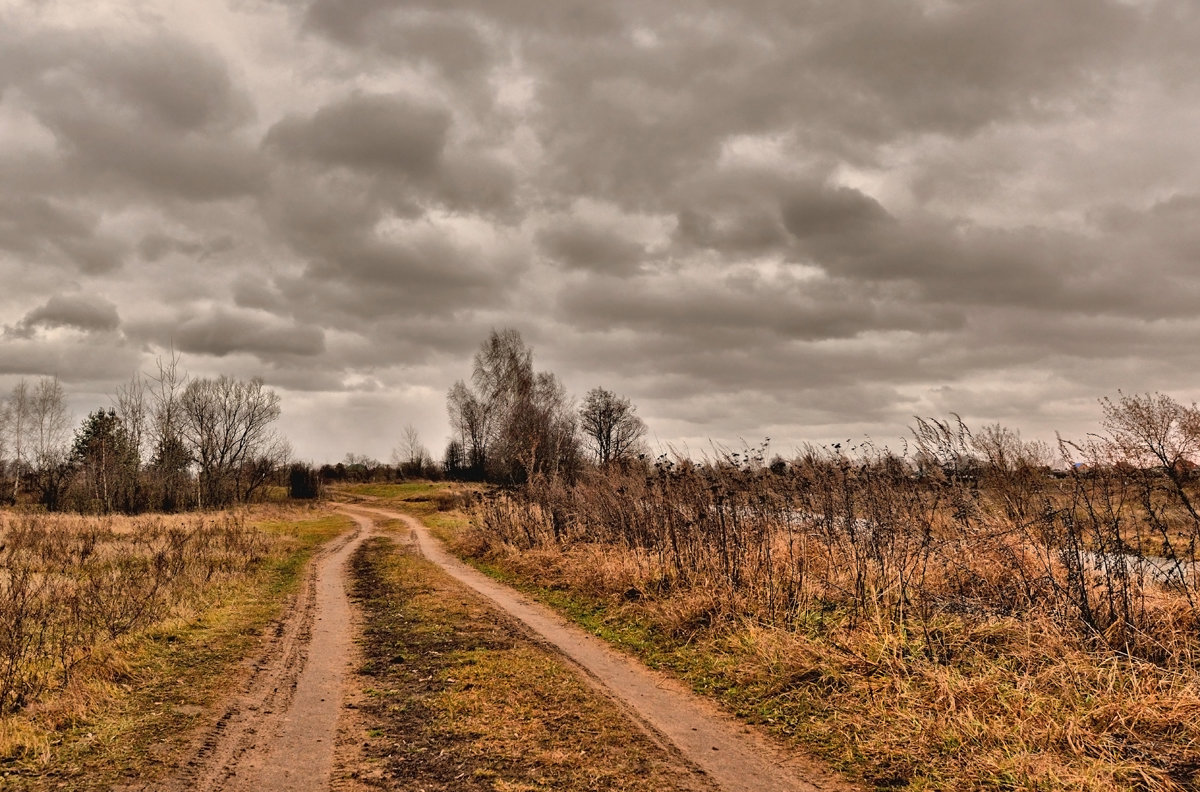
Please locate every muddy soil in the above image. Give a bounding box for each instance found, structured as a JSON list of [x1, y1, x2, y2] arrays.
[[147, 514, 374, 792]]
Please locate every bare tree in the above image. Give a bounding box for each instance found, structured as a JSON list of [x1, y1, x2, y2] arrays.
[[579, 387, 647, 466], [240, 434, 292, 501], [443, 438, 466, 477], [447, 380, 490, 476], [5, 381, 30, 501], [28, 377, 71, 509], [1100, 391, 1200, 521], [0, 397, 9, 501], [341, 452, 383, 482], [448, 329, 579, 483], [180, 375, 283, 507], [114, 372, 148, 467], [391, 424, 430, 477], [1100, 391, 1200, 473], [147, 353, 190, 510], [501, 369, 578, 481]]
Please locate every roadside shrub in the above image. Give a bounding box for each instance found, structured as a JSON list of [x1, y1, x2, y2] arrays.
[[288, 463, 322, 500], [471, 422, 1200, 663]]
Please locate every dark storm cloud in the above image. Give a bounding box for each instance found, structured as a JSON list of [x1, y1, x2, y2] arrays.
[[510, 0, 1143, 209], [536, 219, 646, 275], [138, 233, 234, 263], [0, 337, 141, 383], [0, 195, 125, 274], [780, 184, 893, 241], [17, 294, 120, 335], [557, 269, 961, 345], [274, 227, 524, 325], [231, 274, 291, 314], [71, 33, 252, 134], [266, 93, 450, 176], [793, 0, 1137, 137], [51, 117, 265, 201], [0, 25, 251, 134], [261, 163, 522, 321], [781, 201, 1200, 321], [303, 6, 494, 82], [674, 207, 789, 256], [3, 0, 1200, 461], [302, 0, 623, 46], [256, 87, 525, 339], [7, 28, 264, 202], [263, 92, 516, 221], [135, 309, 326, 359]]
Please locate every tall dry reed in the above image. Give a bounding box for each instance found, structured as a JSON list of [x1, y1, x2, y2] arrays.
[[474, 429, 1200, 664]]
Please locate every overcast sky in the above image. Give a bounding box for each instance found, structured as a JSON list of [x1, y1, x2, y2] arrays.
[[2, 0, 1199, 463]]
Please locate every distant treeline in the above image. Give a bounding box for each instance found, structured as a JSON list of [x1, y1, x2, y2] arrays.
[[0, 355, 288, 513]]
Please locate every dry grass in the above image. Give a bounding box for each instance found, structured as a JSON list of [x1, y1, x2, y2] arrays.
[[0, 511, 272, 714], [355, 455, 1200, 791], [0, 505, 352, 790], [458, 536, 1200, 789], [341, 533, 714, 792]]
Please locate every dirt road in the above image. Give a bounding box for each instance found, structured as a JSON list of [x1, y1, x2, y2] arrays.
[[156, 506, 846, 792], [155, 514, 374, 792], [346, 505, 848, 792]]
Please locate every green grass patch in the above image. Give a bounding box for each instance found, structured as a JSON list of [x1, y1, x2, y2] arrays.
[[332, 481, 485, 519]]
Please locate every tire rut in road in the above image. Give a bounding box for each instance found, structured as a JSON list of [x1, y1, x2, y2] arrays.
[[149, 515, 373, 792], [341, 505, 856, 792]]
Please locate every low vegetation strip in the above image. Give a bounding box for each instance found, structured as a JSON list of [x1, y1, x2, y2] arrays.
[[466, 544, 1200, 791], [462, 470, 1200, 792], [0, 507, 351, 790], [340, 532, 717, 792], [338, 482, 1200, 791]]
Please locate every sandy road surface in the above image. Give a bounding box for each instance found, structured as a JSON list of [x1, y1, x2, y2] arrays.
[[345, 505, 851, 792], [151, 514, 374, 792]]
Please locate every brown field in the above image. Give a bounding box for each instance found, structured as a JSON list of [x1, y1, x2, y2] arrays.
[[0, 505, 350, 790], [357, 448, 1200, 791]]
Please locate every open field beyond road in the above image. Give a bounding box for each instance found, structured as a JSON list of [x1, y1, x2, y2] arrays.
[[0, 507, 353, 790]]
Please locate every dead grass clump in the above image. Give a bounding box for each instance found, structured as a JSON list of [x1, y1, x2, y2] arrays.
[[718, 612, 1200, 790], [432, 488, 476, 512], [0, 512, 271, 716], [644, 587, 743, 641], [452, 429, 1200, 788]]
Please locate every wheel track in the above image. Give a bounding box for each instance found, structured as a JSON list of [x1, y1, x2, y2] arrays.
[[144, 518, 370, 792], [341, 504, 856, 792]]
